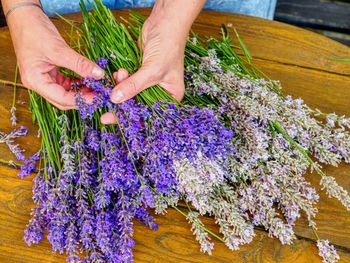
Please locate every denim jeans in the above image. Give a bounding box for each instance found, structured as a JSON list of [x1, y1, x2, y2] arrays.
[[41, 0, 276, 19]]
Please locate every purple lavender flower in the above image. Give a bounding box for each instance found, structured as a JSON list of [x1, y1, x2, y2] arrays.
[[95, 211, 114, 255], [47, 200, 70, 254], [84, 128, 100, 151], [135, 206, 158, 230], [6, 142, 26, 160], [76, 75, 114, 120], [24, 206, 45, 245], [143, 103, 235, 195], [138, 184, 155, 208], [115, 194, 135, 263], [97, 57, 110, 69], [0, 126, 28, 160], [65, 221, 79, 255], [18, 151, 40, 179], [32, 172, 47, 204]]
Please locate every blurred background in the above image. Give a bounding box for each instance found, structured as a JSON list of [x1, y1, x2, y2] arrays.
[[0, 0, 349, 46]]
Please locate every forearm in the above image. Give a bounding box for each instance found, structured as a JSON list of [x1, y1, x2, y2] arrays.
[[150, 0, 206, 39]]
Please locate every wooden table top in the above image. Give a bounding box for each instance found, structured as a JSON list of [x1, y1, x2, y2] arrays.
[[1, 9, 350, 263]]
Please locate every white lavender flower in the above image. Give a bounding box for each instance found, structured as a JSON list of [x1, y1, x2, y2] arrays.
[[320, 176, 350, 210], [10, 106, 17, 126], [239, 183, 296, 245], [317, 240, 340, 263], [174, 155, 227, 215], [187, 211, 214, 255], [153, 193, 179, 215], [211, 195, 255, 250]]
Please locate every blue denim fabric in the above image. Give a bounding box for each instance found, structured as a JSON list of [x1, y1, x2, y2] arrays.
[[41, 0, 277, 20]]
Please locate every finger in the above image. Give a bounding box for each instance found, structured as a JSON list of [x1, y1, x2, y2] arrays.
[[113, 68, 129, 84], [100, 112, 118, 124], [55, 48, 105, 80], [34, 82, 77, 109], [110, 67, 157, 103], [45, 97, 73, 111], [30, 73, 78, 109], [79, 89, 95, 104]]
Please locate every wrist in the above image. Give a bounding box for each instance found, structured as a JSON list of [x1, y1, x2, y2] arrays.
[[149, 0, 205, 37], [2, 0, 40, 14], [7, 3, 44, 31]]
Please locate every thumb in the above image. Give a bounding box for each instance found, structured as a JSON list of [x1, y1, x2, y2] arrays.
[[110, 67, 157, 103], [55, 47, 105, 79]]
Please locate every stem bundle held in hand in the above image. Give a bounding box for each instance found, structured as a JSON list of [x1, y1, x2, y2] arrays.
[[10, 1, 350, 262]]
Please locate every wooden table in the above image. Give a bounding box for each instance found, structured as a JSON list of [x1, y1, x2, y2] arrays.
[[1, 9, 350, 263]]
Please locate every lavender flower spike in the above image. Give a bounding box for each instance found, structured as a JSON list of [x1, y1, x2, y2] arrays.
[[18, 151, 40, 179], [320, 176, 350, 210], [10, 106, 17, 126], [317, 240, 340, 263], [187, 211, 214, 255], [0, 126, 28, 160]]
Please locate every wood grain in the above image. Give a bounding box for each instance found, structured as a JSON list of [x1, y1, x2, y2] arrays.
[[1, 9, 350, 262], [1, 164, 350, 263]]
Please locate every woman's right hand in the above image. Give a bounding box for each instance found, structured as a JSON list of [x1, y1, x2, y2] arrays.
[[6, 3, 105, 110]]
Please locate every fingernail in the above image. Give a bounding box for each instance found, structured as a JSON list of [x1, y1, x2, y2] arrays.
[[111, 90, 124, 103], [92, 67, 105, 78]]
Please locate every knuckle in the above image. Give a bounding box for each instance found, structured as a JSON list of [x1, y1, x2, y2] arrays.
[[50, 44, 68, 61], [149, 68, 162, 82], [128, 80, 138, 96], [74, 55, 89, 76]]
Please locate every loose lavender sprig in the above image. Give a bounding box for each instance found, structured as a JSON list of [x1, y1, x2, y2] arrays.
[[187, 211, 214, 255], [10, 106, 17, 126], [0, 126, 28, 160], [18, 151, 40, 179], [317, 240, 340, 263]]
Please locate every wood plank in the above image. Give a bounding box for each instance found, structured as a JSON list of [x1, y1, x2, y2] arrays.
[[306, 28, 350, 47], [1, 164, 350, 263], [275, 0, 350, 33]]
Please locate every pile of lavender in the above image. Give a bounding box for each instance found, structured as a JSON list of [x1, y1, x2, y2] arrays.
[[8, 1, 349, 262]]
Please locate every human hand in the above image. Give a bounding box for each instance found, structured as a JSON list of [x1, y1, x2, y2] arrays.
[[101, 0, 205, 124], [6, 5, 105, 110], [112, 13, 187, 102]]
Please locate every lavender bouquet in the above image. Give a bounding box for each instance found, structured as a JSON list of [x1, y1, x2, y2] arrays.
[[5, 1, 350, 262]]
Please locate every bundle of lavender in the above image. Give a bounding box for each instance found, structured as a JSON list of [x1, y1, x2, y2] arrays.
[[9, 1, 349, 262]]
